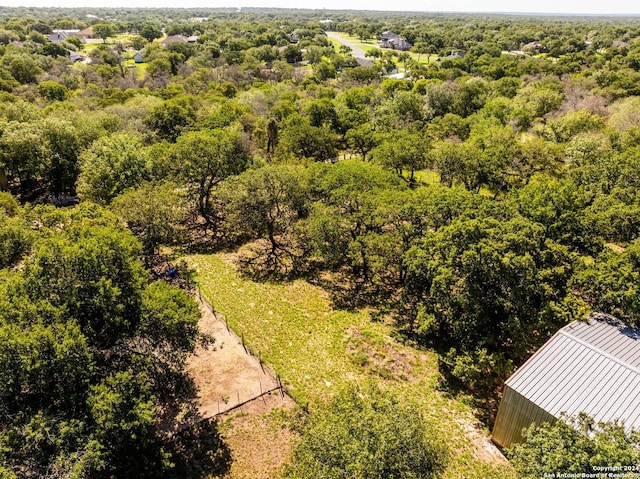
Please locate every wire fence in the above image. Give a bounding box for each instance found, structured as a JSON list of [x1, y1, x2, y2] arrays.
[[195, 287, 299, 417]]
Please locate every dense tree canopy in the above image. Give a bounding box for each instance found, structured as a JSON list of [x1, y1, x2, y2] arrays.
[[508, 414, 640, 478], [0, 204, 228, 478], [286, 385, 447, 479], [2, 7, 640, 475]]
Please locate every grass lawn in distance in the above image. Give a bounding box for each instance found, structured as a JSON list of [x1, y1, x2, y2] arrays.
[[330, 31, 432, 65], [186, 252, 516, 478]]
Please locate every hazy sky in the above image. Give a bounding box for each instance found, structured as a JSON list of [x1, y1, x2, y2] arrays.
[[0, 0, 638, 15]]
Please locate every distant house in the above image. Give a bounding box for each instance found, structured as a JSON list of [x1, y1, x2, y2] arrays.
[[436, 50, 466, 61], [76, 26, 93, 42], [492, 314, 640, 448], [133, 50, 145, 63], [186, 35, 199, 43], [379, 30, 412, 51], [161, 34, 188, 46], [48, 30, 80, 44], [522, 41, 546, 53], [319, 19, 334, 30]]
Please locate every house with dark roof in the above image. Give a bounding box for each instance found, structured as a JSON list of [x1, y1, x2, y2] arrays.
[[48, 30, 80, 44], [379, 31, 412, 51], [492, 314, 640, 448]]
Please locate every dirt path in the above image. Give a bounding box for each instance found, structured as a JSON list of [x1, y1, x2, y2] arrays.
[[188, 300, 286, 416], [187, 300, 297, 478]]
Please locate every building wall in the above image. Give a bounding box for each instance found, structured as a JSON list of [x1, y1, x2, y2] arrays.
[[492, 386, 557, 448]]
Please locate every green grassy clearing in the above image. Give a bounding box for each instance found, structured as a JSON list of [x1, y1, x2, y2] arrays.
[[414, 169, 442, 185], [123, 56, 148, 80], [336, 32, 380, 51], [186, 253, 516, 478], [78, 42, 101, 54], [414, 169, 496, 197], [326, 37, 344, 52], [331, 32, 431, 65]]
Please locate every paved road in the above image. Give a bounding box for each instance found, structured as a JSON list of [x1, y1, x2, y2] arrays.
[[326, 31, 374, 66]]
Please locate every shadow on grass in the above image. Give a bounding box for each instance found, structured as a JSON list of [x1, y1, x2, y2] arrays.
[[168, 418, 232, 479], [397, 328, 504, 429]]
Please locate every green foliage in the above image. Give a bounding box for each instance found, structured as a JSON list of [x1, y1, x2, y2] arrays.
[[511, 179, 598, 253], [140, 23, 162, 42], [508, 414, 640, 478], [371, 130, 431, 183], [545, 109, 606, 143], [40, 41, 68, 58], [217, 165, 308, 277], [0, 204, 224, 478], [286, 384, 447, 479], [92, 23, 116, 42], [1, 10, 640, 475], [0, 211, 34, 269], [37, 80, 70, 101], [345, 123, 378, 159], [112, 181, 187, 255], [0, 120, 48, 190], [21, 219, 146, 349], [573, 242, 640, 327], [40, 116, 82, 195], [404, 215, 582, 385], [0, 192, 19, 216], [1, 54, 41, 84], [276, 114, 338, 162], [77, 133, 148, 204], [172, 126, 250, 226], [304, 161, 407, 290], [144, 100, 195, 143]]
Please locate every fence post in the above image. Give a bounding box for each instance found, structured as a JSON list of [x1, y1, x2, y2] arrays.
[[278, 375, 284, 398]]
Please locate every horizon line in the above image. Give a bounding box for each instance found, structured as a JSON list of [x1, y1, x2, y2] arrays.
[[0, 5, 639, 15]]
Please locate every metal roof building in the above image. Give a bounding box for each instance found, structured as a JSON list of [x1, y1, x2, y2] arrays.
[[492, 314, 640, 448]]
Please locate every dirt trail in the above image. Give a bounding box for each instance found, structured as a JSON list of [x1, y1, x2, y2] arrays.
[[187, 300, 297, 478], [188, 299, 293, 416]]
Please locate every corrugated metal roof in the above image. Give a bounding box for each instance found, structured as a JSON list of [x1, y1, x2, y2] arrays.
[[505, 314, 640, 433]]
